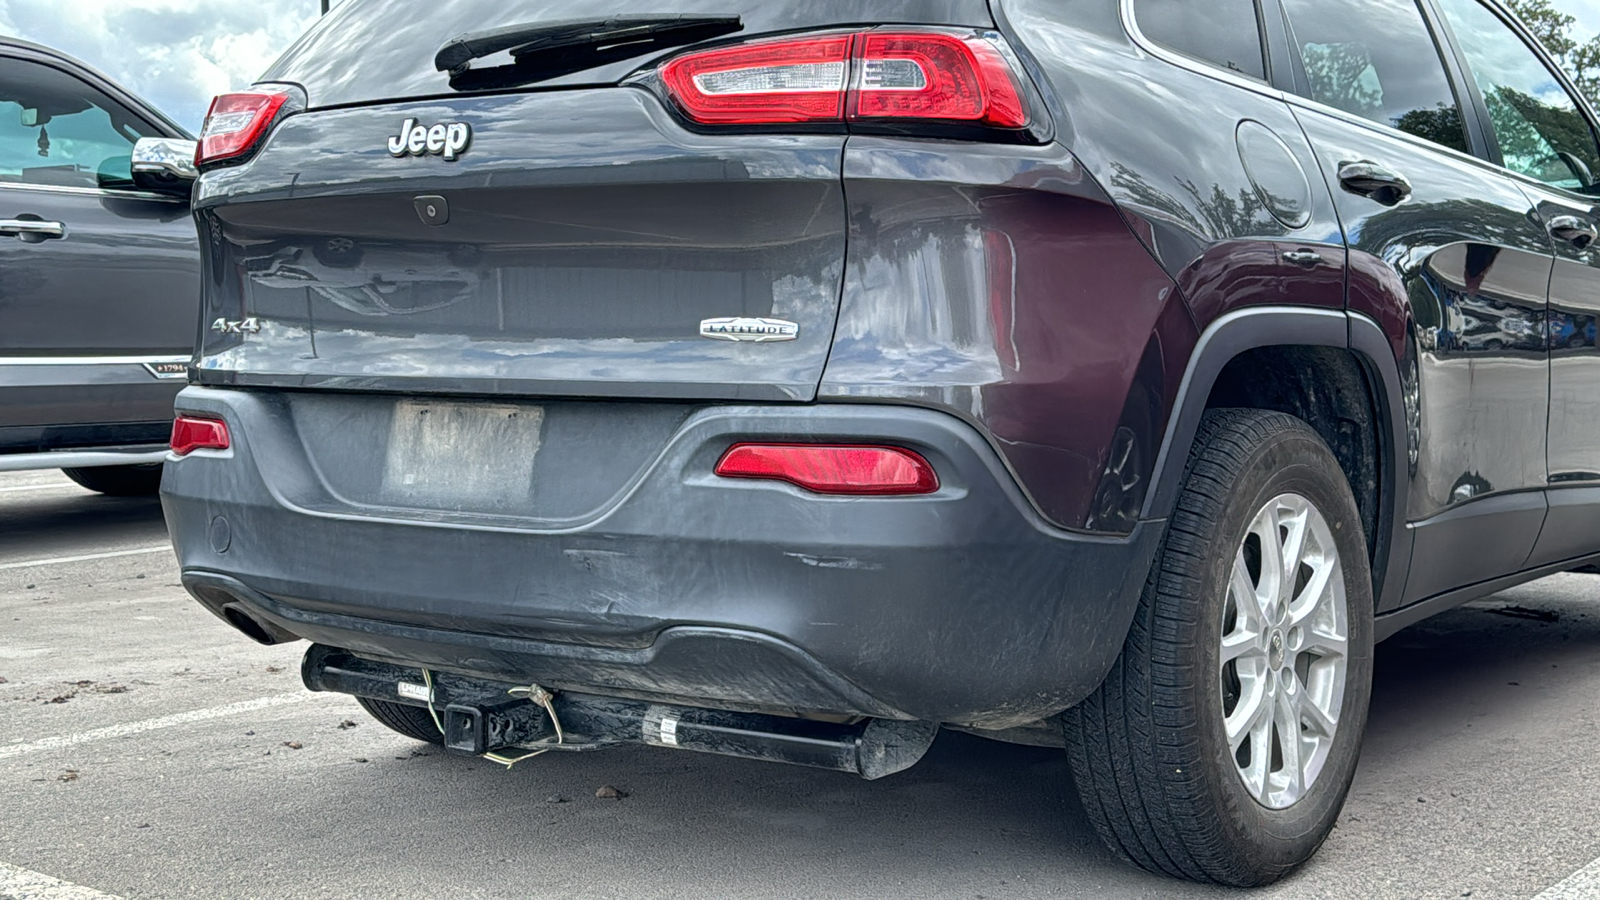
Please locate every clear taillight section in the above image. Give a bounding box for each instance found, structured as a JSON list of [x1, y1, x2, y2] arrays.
[[660, 30, 1031, 131], [170, 415, 231, 456], [197, 90, 291, 167], [715, 443, 940, 495], [662, 35, 853, 123]]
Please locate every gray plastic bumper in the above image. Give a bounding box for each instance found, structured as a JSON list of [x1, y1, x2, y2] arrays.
[[163, 386, 1161, 729]]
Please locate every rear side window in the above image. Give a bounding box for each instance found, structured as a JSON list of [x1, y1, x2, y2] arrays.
[[1435, 0, 1600, 192], [1280, 0, 1470, 153], [1133, 0, 1267, 81]]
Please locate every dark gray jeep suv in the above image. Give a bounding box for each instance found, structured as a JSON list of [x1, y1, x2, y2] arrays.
[[0, 39, 199, 495], [162, 0, 1600, 884]]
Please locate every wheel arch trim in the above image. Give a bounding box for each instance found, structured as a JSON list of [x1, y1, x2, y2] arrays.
[[1141, 306, 1411, 609]]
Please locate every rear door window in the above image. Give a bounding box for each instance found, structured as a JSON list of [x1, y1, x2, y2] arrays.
[[1279, 0, 1470, 153], [1133, 0, 1267, 80], [1435, 0, 1600, 192], [0, 56, 159, 191]]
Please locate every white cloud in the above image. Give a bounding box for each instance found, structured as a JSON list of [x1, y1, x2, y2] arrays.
[[0, 0, 320, 132], [1564, 0, 1600, 38]]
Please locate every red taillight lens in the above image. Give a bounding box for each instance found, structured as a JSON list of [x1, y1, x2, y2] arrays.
[[660, 29, 1030, 131], [715, 443, 940, 495], [170, 415, 230, 456], [661, 35, 854, 124], [197, 90, 290, 167], [852, 33, 1027, 128]]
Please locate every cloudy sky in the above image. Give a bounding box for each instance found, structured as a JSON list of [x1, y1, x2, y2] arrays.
[[0, 0, 322, 132], [0, 0, 1595, 133]]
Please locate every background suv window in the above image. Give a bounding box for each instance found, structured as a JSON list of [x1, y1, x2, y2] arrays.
[[0, 57, 158, 191], [1280, 0, 1469, 153], [1436, 0, 1600, 192], [1133, 0, 1267, 81]]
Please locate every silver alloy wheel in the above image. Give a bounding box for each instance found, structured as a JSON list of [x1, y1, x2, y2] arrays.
[[1220, 492, 1349, 810]]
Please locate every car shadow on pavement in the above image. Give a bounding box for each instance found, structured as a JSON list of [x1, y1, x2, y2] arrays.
[[298, 726, 1191, 899], [293, 580, 1600, 899], [0, 491, 167, 563], [1363, 576, 1600, 758]]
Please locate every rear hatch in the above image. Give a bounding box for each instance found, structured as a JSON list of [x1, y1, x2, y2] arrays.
[[193, 0, 995, 402]]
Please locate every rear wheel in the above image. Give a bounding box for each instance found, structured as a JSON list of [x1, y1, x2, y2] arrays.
[[61, 464, 163, 497], [355, 696, 444, 745], [1064, 409, 1374, 886]]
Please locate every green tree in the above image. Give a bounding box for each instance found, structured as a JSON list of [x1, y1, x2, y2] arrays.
[[1507, 0, 1600, 100]]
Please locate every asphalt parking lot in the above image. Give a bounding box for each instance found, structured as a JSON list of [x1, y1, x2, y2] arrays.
[[2, 468, 1599, 900]]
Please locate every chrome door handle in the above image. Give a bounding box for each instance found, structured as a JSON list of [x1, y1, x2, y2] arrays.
[[0, 218, 65, 240], [1338, 161, 1412, 206], [1282, 249, 1323, 268], [1548, 214, 1598, 250]]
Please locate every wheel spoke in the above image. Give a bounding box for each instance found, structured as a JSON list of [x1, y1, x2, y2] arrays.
[[1221, 627, 1263, 665], [1288, 557, 1335, 624], [1226, 675, 1271, 746], [1303, 626, 1347, 661], [1275, 681, 1306, 799], [1230, 554, 1265, 631], [1277, 503, 1309, 602], [1244, 702, 1273, 802], [1253, 514, 1284, 617], [1300, 691, 1339, 738]]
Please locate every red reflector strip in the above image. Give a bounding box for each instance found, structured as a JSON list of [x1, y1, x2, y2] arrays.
[[714, 444, 939, 495], [661, 35, 854, 124], [170, 416, 230, 456], [197, 90, 290, 166]]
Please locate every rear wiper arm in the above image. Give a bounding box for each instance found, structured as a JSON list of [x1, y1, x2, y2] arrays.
[[435, 14, 743, 91]]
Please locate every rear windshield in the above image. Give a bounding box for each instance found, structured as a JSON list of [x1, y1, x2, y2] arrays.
[[263, 0, 995, 110]]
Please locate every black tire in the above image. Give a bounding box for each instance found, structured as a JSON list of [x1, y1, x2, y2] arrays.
[[355, 696, 444, 745], [61, 464, 163, 497], [1064, 409, 1375, 886]]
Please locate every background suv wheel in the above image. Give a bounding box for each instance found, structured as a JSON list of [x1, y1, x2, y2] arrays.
[[61, 464, 164, 497], [355, 696, 445, 745], [1063, 408, 1375, 886]]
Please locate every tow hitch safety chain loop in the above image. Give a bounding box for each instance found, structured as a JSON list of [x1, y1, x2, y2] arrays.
[[420, 668, 566, 768]]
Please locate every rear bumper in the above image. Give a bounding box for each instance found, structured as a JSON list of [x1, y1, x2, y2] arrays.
[[163, 386, 1160, 729]]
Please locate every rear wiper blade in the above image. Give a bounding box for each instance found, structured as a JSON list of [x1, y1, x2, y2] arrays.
[[435, 14, 743, 92]]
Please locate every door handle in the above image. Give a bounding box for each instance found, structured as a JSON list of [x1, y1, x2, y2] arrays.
[[1547, 214, 1598, 251], [1338, 161, 1413, 206], [0, 218, 65, 241], [1282, 249, 1323, 268]]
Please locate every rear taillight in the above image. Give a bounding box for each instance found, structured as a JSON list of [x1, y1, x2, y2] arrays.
[[197, 90, 291, 167], [660, 29, 1031, 131], [661, 35, 853, 124], [852, 33, 1026, 127], [170, 415, 230, 456], [714, 443, 940, 495]]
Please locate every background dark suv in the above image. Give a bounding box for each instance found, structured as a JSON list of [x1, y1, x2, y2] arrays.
[[162, 0, 1600, 885], [0, 39, 199, 495]]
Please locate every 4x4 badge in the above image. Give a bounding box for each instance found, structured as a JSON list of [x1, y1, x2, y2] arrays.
[[387, 117, 471, 161], [211, 317, 261, 335], [699, 317, 800, 343]]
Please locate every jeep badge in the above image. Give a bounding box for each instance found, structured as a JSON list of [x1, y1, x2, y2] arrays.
[[387, 118, 471, 161]]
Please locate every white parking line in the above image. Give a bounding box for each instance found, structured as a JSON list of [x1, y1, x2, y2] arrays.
[[0, 546, 170, 572], [0, 694, 309, 762], [0, 861, 124, 899], [1533, 855, 1600, 899], [0, 482, 79, 493]]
